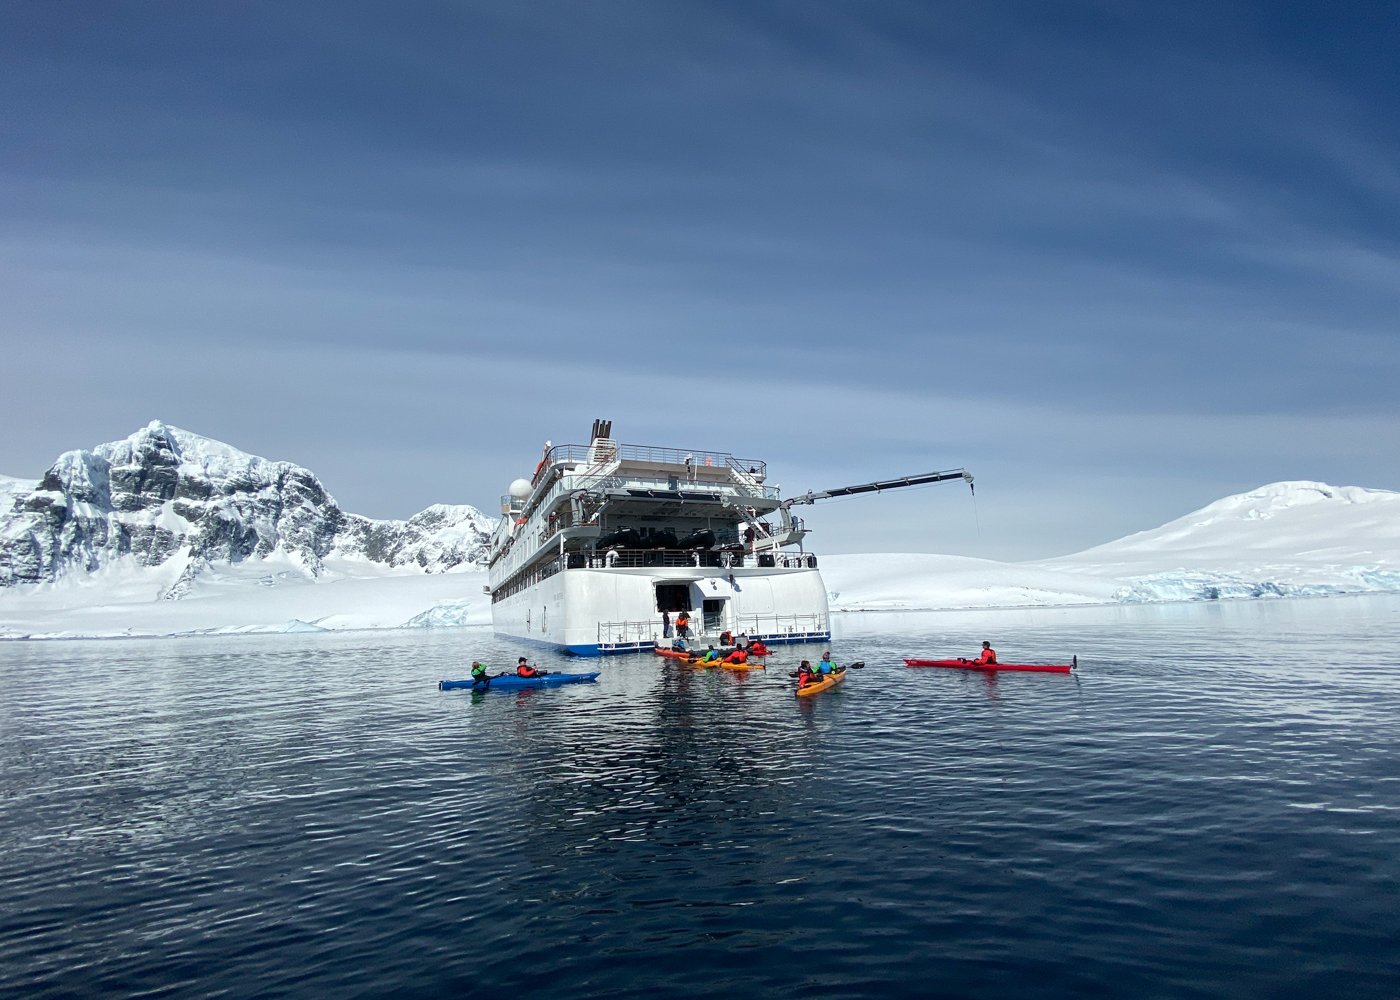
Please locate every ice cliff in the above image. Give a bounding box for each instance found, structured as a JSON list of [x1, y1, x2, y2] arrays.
[[0, 421, 494, 598]]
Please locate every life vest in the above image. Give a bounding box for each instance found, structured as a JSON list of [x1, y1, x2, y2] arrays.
[[749, 643, 769, 656], [724, 650, 747, 664], [517, 665, 540, 677], [977, 648, 997, 664]]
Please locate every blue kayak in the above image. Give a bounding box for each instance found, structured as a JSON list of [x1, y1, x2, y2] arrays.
[[439, 672, 600, 691]]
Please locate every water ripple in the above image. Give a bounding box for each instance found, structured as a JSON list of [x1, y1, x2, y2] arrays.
[[3, 595, 1400, 998]]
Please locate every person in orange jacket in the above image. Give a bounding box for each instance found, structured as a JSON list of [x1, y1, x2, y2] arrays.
[[723, 648, 748, 664], [970, 642, 997, 665], [516, 656, 545, 677]]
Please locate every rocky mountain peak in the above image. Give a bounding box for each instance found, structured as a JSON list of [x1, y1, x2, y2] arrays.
[[0, 422, 495, 596]]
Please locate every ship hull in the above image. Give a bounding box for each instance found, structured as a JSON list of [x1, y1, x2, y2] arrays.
[[491, 564, 830, 656]]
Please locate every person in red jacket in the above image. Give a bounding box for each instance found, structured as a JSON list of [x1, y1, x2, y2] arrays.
[[971, 642, 997, 665], [516, 656, 543, 677]]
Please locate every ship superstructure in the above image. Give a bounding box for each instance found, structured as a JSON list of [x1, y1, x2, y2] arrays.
[[488, 420, 828, 654], [488, 420, 973, 656]]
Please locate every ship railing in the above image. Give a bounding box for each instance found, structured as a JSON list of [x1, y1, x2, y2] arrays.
[[561, 549, 818, 570], [597, 620, 661, 645], [540, 442, 766, 480], [732, 612, 830, 636], [522, 473, 779, 533], [569, 549, 748, 569]]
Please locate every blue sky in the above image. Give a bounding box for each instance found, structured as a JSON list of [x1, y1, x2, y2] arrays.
[[3, 1, 1397, 558]]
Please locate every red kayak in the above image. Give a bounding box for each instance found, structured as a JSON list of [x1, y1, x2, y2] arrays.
[[904, 657, 1076, 674]]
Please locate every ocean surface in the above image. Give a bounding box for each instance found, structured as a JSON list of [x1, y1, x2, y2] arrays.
[[3, 595, 1399, 999]]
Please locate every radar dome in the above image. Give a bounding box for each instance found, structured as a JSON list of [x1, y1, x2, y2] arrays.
[[508, 478, 532, 499]]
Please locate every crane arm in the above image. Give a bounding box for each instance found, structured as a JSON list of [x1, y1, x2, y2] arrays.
[[783, 468, 972, 507]]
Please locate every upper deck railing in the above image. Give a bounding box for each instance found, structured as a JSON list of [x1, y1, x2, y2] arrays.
[[538, 442, 766, 482]]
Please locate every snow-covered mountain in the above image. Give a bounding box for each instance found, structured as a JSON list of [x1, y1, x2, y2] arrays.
[[823, 481, 1400, 611], [1038, 481, 1400, 602], [0, 421, 494, 599]]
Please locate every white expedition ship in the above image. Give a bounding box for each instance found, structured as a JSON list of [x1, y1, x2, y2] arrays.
[[487, 420, 970, 655]]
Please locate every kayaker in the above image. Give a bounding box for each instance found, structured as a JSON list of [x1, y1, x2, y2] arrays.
[[796, 661, 816, 687], [699, 645, 722, 664], [817, 652, 837, 674], [470, 661, 494, 685], [971, 642, 997, 665], [723, 648, 748, 664], [516, 657, 545, 678], [749, 639, 770, 657]]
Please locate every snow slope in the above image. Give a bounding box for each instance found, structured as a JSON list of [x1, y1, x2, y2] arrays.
[[823, 481, 1400, 611], [1040, 481, 1400, 602], [0, 565, 489, 639]]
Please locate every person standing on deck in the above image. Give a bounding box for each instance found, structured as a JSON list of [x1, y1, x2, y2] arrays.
[[676, 610, 691, 639], [662, 610, 672, 638]]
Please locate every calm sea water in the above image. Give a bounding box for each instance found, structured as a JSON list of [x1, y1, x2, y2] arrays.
[[2, 596, 1399, 999]]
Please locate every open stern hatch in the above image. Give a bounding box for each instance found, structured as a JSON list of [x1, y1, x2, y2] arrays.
[[486, 420, 970, 656]]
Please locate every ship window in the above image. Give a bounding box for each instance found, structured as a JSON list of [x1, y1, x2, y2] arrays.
[[655, 583, 692, 613]]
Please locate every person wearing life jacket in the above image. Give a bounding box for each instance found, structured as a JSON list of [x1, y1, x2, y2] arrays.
[[723, 648, 748, 664], [817, 652, 837, 674], [516, 656, 544, 678], [971, 642, 997, 665], [699, 645, 722, 664], [796, 660, 816, 687], [748, 640, 770, 657], [676, 611, 691, 639], [470, 661, 494, 685]]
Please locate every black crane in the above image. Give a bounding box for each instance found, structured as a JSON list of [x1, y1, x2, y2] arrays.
[[783, 468, 973, 507]]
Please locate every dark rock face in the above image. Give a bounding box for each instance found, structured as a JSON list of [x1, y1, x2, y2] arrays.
[[0, 422, 494, 597]]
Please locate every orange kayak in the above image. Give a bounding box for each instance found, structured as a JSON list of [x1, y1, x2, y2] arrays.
[[796, 668, 845, 697], [684, 656, 764, 671]]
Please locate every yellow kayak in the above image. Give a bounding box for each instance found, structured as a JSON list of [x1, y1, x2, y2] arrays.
[[684, 656, 765, 671], [796, 668, 846, 697]]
